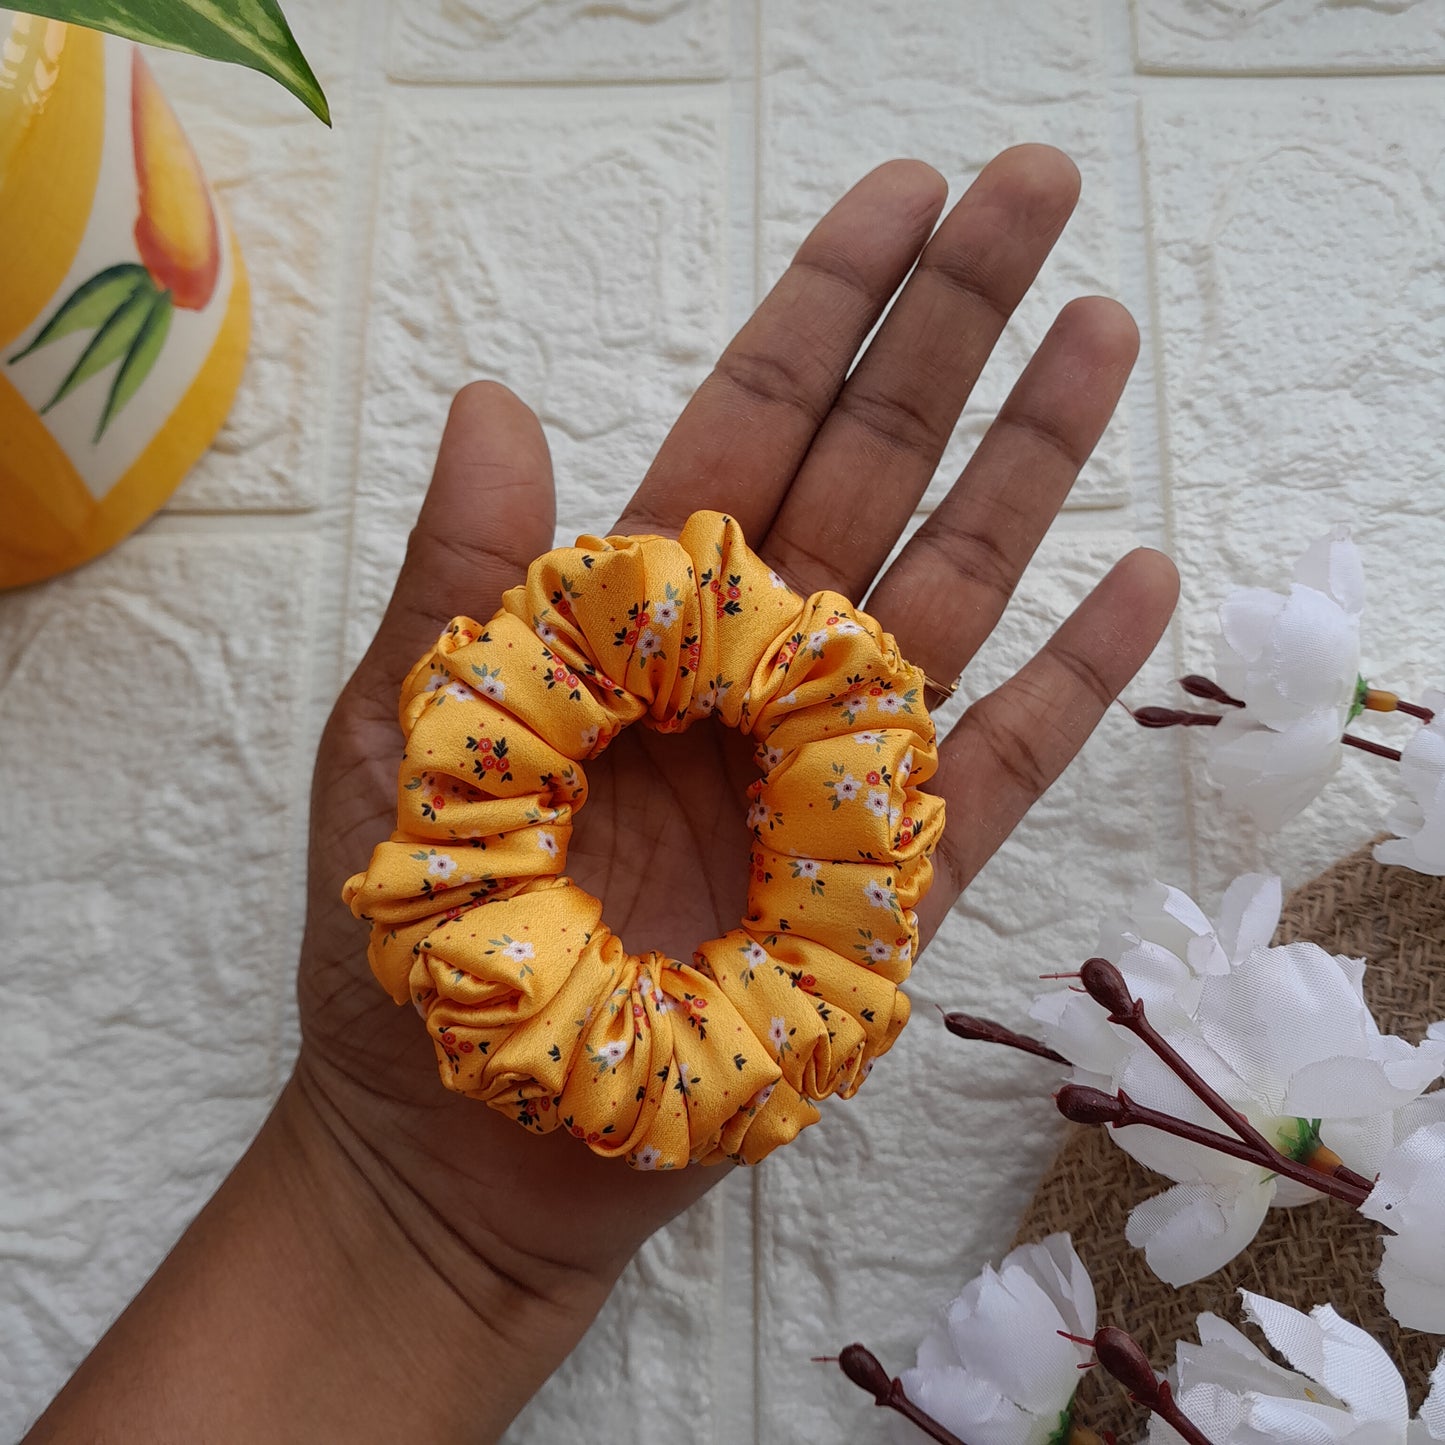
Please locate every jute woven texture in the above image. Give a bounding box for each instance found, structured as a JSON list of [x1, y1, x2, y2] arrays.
[[1012, 841, 1445, 1439]]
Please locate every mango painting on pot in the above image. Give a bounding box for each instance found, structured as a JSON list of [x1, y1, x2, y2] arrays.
[[1, 11, 248, 589]]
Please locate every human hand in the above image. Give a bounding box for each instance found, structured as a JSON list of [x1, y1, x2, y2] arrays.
[[294, 145, 1177, 1428]]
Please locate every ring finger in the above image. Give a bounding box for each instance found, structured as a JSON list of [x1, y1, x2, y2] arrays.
[[866, 294, 1141, 697]]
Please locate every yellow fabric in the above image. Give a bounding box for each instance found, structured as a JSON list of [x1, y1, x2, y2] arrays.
[[344, 511, 946, 1168]]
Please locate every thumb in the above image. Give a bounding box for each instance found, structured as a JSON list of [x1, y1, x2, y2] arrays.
[[347, 380, 557, 717]]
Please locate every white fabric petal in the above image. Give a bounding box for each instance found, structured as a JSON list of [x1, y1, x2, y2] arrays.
[[946, 1266, 1081, 1413], [1376, 700, 1445, 877], [1292, 525, 1365, 615], [1208, 709, 1344, 831], [1361, 1121, 1445, 1333], [1126, 1175, 1274, 1286], [1215, 873, 1283, 963], [1241, 1294, 1407, 1425]]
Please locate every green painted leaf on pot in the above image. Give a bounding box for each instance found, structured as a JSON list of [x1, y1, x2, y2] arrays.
[[17, 0, 330, 124], [97, 287, 173, 439], [40, 277, 156, 414], [8, 264, 149, 363]]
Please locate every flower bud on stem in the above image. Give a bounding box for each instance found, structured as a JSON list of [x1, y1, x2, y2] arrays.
[[1178, 676, 1244, 708], [1088, 1326, 1215, 1445], [823, 1345, 973, 1445], [1363, 688, 1435, 723], [943, 1012, 1067, 1065]]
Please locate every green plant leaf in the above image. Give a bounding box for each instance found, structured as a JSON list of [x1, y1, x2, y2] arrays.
[[96, 288, 173, 439], [40, 277, 158, 414], [8, 264, 149, 363], [18, 0, 330, 125]]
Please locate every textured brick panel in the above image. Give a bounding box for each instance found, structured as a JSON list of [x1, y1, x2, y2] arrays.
[[760, 0, 1131, 512], [344, 88, 729, 666], [1138, 0, 1445, 72], [755, 527, 1172, 1443], [387, 0, 727, 82], [0, 537, 314, 1438], [149, 0, 357, 511], [1144, 91, 1445, 898]]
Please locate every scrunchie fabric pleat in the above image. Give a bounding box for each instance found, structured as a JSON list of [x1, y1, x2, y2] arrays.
[[343, 510, 945, 1168]]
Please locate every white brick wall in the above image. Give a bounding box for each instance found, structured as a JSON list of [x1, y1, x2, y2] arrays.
[[3, 1, 1441, 1438]]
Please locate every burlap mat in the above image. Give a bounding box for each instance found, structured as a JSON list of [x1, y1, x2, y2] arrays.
[[1012, 841, 1445, 1438]]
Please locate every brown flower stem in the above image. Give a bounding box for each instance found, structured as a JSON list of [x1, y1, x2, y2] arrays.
[[1075, 961, 1374, 1204], [942, 1012, 1067, 1065], [822, 1345, 973, 1445], [1343, 733, 1403, 762], [1178, 675, 1244, 708], [1078, 960, 1276, 1159], [1055, 1085, 1370, 1208], [1090, 1326, 1216, 1445]]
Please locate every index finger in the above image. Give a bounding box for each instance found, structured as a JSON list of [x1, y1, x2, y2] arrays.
[[613, 160, 947, 539]]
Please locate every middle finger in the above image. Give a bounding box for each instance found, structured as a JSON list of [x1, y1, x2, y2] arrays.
[[759, 144, 1082, 601]]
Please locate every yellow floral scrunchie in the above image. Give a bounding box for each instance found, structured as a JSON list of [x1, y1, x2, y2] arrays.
[[343, 510, 945, 1168]]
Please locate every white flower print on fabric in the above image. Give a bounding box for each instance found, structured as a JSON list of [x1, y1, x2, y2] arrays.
[[637, 629, 663, 660], [828, 772, 862, 806], [634, 1145, 663, 1170], [864, 937, 893, 965], [652, 599, 680, 630], [808, 629, 830, 657], [1375, 690, 1445, 877], [502, 940, 535, 963], [580, 724, 601, 753], [864, 879, 895, 912], [426, 852, 458, 880], [1205, 526, 1365, 829], [536, 831, 559, 858], [865, 789, 891, 818], [792, 859, 821, 881], [893, 1234, 1096, 1445], [471, 662, 506, 702]]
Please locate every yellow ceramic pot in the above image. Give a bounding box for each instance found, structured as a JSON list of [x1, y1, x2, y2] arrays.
[[0, 12, 248, 589]]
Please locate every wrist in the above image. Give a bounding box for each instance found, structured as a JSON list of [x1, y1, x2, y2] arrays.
[[274, 1067, 617, 1438], [28, 1069, 613, 1445]]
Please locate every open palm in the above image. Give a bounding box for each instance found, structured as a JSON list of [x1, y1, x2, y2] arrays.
[[295, 147, 1178, 1311]]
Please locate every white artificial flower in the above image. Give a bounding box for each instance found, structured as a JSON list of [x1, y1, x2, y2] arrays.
[[1206, 526, 1365, 829], [1149, 1290, 1445, 1445], [893, 1234, 1095, 1445], [1375, 690, 1445, 876], [1031, 873, 1279, 1091], [1120, 938, 1445, 1287], [1033, 875, 1445, 1288], [1360, 1102, 1445, 1334]]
